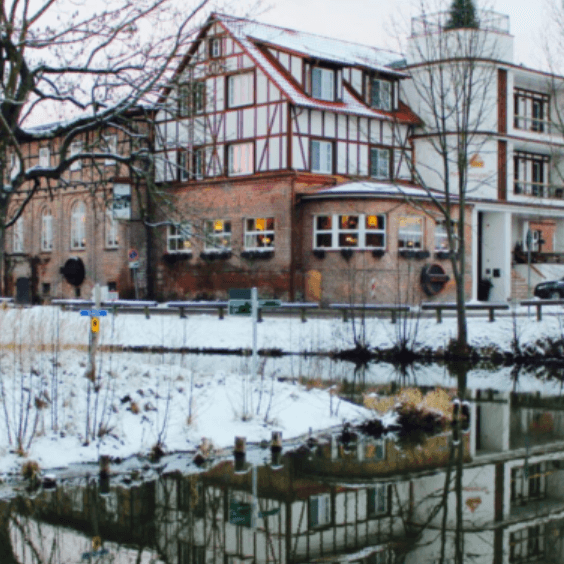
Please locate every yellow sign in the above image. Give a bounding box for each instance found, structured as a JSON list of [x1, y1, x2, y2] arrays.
[[214, 220, 224, 232], [367, 215, 378, 227], [469, 153, 484, 168], [91, 317, 99, 333], [465, 497, 482, 513]]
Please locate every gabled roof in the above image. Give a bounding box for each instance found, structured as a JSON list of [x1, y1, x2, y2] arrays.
[[215, 13, 406, 76], [210, 13, 420, 124]]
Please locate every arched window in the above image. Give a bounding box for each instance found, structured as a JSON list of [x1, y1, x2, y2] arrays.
[[70, 201, 86, 249], [41, 208, 53, 251], [105, 209, 119, 248]]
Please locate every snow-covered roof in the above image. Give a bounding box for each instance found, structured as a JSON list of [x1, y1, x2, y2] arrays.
[[215, 13, 406, 76], [214, 14, 419, 123], [301, 181, 456, 200]]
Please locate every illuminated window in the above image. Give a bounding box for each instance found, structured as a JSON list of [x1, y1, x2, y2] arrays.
[[70, 141, 82, 171], [204, 219, 231, 250], [398, 216, 422, 249], [167, 223, 192, 253], [41, 209, 53, 252], [312, 67, 335, 101], [370, 148, 391, 179], [434, 220, 458, 252], [13, 216, 24, 253], [245, 217, 275, 250], [313, 213, 386, 249], [228, 72, 254, 108], [105, 210, 119, 248], [70, 201, 86, 249], [311, 140, 333, 174], [228, 142, 253, 176]]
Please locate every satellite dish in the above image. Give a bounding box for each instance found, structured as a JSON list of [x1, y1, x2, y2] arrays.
[[60, 257, 85, 286]]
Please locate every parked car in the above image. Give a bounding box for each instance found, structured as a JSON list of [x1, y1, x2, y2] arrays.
[[534, 278, 564, 299]]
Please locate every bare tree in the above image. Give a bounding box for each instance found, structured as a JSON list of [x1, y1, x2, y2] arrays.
[[394, 0, 501, 352]]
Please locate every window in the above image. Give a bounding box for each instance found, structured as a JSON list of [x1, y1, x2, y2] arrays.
[[311, 67, 335, 101], [41, 209, 53, 252], [177, 478, 204, 517], [193, 148, 204, 180], [104, 135, 117, 166], [398, 216, 423, 249], [313, 213, 386, 249], [178, 542, 205, 564], [13, 216, 24, 253], [367, 484, 388, 517], [510, 462, 548, 505], [309, 494, 331, 529], [245, 217, 274, 249], [434, 220, 458, 252], [209, 37, 221, 58], [365, 438, 386, 460], [178, 151, 189, 181], [39, 147, 50, 168], [71, 202, 86, 249], [228, 72, 254, 108], [370, 148, 391, 179], [514, 88, 549, 132], [514, 152, 549, 197], [371, 79, 392, 111], [167, 223, 192, 253], [70, 141, 82, 171], [42, 283, 51, 296], [311, 140, 333, 174], [510, 525, 545, 562], [204, 219, 231, 250], [105, 210, 119, 248], [179, 82, 205, 117], [367, 551, 391, 564], [228, 142, 254, 176]]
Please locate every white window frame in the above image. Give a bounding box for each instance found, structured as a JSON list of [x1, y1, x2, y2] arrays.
[[398, 216, 423, 250], [70, 202, 86, 250], [167, 223, 192, 253], [105, 210, 119, 249], [194, 148, 204, 179], [370, 147, 391, 179], [228, 72, 254, 108], [434, 220, 458, 252], [311, 140, 333, 174], [41, 209, 53, 252], [210, 37, 221, 58], [309, 493, 331, 529], [104, 135, 117, 166], [367, 484, 388, 517], [313, 213, 386, 250], [13, 216, 24, 253], [371, 79, 392, 111], [204, 219, 232, 251], [311, 67, 335, 101], [39, 147, 50, 168], [70, 141, 82, 171], [244, 217, 275, 250], [228, 142, 254, 176]]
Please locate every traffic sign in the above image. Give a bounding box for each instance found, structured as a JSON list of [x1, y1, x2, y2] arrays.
[[128, 249, 139, 261], [91, 318, 100, 333], [129, 261, 140, 269], [229, 299, 252, 316]]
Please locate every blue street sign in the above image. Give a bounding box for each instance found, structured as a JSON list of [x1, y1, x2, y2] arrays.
[[128, 249, 139, 261], [80, 309, 107, 317]]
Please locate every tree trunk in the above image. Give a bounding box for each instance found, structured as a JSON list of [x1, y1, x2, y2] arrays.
[[0, 503, 19, 564], [455, 272, 468, 353]]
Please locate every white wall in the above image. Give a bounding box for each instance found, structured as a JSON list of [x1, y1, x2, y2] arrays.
[[481, 211, 511, 301]]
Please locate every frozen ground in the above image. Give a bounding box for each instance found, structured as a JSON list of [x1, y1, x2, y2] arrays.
[[0, 305, 563, 475]]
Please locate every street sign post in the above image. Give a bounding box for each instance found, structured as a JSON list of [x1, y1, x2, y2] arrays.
[[128, 249, 138, 261], [128, 249, 140, 299], [228, 299, 252, 316]]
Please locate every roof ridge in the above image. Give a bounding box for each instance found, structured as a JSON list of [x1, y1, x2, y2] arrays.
[[213, 12, 403, 59]]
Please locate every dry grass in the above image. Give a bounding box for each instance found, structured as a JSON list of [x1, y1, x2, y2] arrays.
[[130, 401, 140, 414], [21, 460, 40, 479]]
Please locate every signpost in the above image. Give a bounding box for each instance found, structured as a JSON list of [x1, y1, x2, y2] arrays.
[[228, 288, 281, 418], [128, 249, 139, 299]]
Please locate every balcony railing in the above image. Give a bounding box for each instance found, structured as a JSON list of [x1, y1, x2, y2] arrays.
[[514, 181, 564, 199], [513, 115, 560, 135], [411, 9, 510, 36]]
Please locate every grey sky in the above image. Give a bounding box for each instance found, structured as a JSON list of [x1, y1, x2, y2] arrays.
[[253, 0, 552, 71]]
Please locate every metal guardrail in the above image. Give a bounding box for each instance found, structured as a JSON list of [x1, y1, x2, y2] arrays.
[[520, 299, 564, 321], [421, 302, 510, 323], [329, 303, 410, 324]]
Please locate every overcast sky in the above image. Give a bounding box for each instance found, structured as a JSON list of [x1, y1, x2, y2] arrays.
[[248, 0, 554, 71]]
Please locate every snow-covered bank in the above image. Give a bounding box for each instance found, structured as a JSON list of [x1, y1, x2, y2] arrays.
[[1, 304, 564, 354]]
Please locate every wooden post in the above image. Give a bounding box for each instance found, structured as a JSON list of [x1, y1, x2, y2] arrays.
[[218, 306, 224, 320], [391, 309, 397, 324], [300, 307, 307, 323], [271, 431, 282, 467], [179, 306, 186, 319], [537, 304, 542, 322], [437, 308, 442, 324], [99, 455, 110, 495], [144, 306, 150, 320], [489, 308, 495, 323]]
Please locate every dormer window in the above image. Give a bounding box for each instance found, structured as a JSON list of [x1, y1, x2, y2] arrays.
[[312, 67, 335, 101], [371, 78, 392, 111]]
